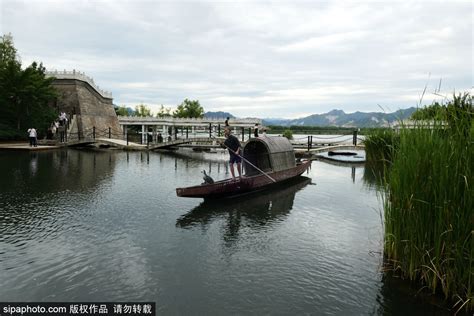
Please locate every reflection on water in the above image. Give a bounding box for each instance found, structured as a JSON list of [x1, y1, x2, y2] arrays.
[[0, 149, 452, 314], [376, 274, 452, 315], [363, 162, 387, 189], [0, 149, 117, 193], [177, 177, 311, 253], [177, 177, 312, 229]]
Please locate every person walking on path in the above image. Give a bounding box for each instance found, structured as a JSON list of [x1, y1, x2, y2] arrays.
[[224, 117, 230, 127], [27, 127, 37, 147], [221, 127, 242, 180], [254, 123, 259, 137]]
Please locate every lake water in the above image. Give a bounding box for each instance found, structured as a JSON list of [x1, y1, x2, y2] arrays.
[[0, 149, 449, 314]]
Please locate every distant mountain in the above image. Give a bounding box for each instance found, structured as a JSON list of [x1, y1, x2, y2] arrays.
[[204, 111, 235, 119], [263, 108, 417, 128], [262, 118, 290, 125]]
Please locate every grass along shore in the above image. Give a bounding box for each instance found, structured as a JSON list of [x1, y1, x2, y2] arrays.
[[364, 93, 473, 313]]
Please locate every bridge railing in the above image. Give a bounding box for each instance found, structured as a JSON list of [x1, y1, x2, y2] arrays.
[[117, 116, 261, 124], [62, 125, 365, 150]]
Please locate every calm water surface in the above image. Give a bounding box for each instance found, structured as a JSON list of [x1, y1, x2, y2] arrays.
[[0, 149, 449, 314]]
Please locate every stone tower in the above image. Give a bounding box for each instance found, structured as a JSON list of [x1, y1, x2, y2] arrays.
[[47, 70, 122, 138]]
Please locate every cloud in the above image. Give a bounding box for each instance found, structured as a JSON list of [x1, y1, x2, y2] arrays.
[[2, 0, 472, 118]]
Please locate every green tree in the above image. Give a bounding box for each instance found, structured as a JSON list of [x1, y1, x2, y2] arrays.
[[0, 34, 57, 139], [0, 33, 17, 67], [411, 102, 445, 120], [156, 104, 172, 118], [173, 99, 204, 118], [282, 129, 293, 140], [411, 94, 472, 136], [134, 104, 151, 117], [115, 105, 130, 116]]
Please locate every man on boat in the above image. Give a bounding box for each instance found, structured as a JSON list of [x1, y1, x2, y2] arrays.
[[222, 127, 242, 180]]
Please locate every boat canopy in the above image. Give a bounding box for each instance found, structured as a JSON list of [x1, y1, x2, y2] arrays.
[[243, 136, 296, 176]]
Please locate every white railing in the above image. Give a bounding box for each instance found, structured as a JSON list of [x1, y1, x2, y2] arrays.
[[117, 116, 262, 127], [46, 69, 113, 99]]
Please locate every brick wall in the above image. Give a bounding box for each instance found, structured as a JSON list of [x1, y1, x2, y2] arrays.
[[51, 79, 122, 136]]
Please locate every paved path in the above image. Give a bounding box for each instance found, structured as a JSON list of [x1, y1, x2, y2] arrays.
[[0, 143, 61, 151]]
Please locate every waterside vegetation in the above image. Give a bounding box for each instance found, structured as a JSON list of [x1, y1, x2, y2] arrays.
[[0, 34, 57, 140], [364, 93, 473, 313]]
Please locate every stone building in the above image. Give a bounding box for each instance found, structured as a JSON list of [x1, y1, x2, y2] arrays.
[[46, 70, 121, 139]]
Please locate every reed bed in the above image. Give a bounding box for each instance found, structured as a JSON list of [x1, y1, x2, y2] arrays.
[[363, 129, 398, 189], [363, 128, 398, 165], [367, 94, 473, 312]]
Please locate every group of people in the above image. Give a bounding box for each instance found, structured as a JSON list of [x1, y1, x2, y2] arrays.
[[27, 112, 69, 146], [46, 121, 59, 140], [46, 114, 68, 142]]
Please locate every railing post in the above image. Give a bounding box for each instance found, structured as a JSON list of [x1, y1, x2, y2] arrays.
[[109, 127, 111, 139], [218, 124, 220, 137], [186, 127, 188, 139], [241, 127, 244, 142], [126, 130, 129, 146], [310, 136, 313, 150], [249, 128, 251, 139], [209, 123, 211, 138], [353, 130, 357, 146], [308, 136, 310, 151], [93, 126, 96, 139]]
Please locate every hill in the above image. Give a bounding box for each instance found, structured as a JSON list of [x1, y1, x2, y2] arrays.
[[262, 108, 416, 127]]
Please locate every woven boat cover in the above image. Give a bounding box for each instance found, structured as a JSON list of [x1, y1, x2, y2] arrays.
[[243, 136, 296, 175]]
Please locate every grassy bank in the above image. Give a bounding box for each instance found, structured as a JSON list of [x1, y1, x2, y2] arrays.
[[365, 94, 473, 312]]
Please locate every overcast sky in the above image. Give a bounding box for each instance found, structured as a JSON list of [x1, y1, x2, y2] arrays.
[[1, 0, 472, 118]]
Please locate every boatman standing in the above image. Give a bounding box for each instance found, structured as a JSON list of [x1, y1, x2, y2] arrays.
[[222, 127, 242, 180]]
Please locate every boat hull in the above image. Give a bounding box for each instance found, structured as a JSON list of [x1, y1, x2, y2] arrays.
[[176, 160, 312, 198]]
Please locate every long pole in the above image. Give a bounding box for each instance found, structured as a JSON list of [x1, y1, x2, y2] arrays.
[[218, 138, 276, 183]]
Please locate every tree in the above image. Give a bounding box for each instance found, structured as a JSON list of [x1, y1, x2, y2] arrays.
[[0, 34, 57, 139], [0, 33, 17, 67], [282, 129, 293, 140], [156, 104, 172, 118], [134, 104, 151, 117], [173, 99, 204, 118], [410, 93, 472, 138], [115, 105, 131, 116], [411, 102, 445, 120]]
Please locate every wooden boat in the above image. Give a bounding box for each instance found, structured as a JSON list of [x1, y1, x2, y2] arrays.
[[176, 136, 312, 198], [177, 176, 312, 229]]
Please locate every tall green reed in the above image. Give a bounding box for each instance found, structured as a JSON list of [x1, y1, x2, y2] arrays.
[[363, 129, 398, 189], [372, 93, 473, 312]]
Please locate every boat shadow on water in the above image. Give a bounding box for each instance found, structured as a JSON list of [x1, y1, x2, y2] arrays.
[[176, 176, 312, 230]]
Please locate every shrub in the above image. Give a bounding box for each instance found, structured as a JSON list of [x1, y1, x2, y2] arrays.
[[282, 129, 293, 140]]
